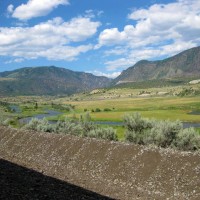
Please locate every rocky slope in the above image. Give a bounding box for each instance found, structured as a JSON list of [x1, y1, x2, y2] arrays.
[[0, 66, 111, 96], [114, 46, 200, 84], [0, 126, 200, 199]]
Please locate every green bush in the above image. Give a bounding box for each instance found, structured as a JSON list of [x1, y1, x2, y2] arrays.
[[124, 112, 153, 144], [53, 120, 83, 136], [95, 108, 101, 112], [79, 112, 96, 134], [0, 116, 7, 125], [145, 120, 182, 147], [125, 130, 138, 143], [87, 127, 118, 141], [175, 128, 200, 151], [104, 108, 112, 112], [23, 118, 41, 131], [123, 112, 152, 134], [123, 112, 199, 151], [23, 118, 54, 132]]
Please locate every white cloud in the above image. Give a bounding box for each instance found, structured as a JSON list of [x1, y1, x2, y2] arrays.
[[98, 0, 200, 70], [0, 17, 100, 61], [105, 58, 135, 71], [9, 0, 69, 20], [105, 40, 197, 71], [104, 47, 128, 56], [7, 4, 14, 14], [38, 45, 93, 61], [89, 70, 121, 78], [97, 28, 127, 47], [5, 58, 24, 64], [85, 10, 95, 18]]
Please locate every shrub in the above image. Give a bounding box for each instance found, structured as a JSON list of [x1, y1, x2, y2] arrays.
[[123, 112, 152, 134], [175, 128, 200, 151], [124, 113, 153, 144], [23, 118, 54, 132], [36, 119, 54, 132], [123, 113, 200, 151], [87, 127, 118, 141], [104, 108, 111, 112], [95, 108, 101, 112], [145, 120, 182, 147], [0, 116, 8, 125], [125, 130, 138, 143], [23, 118, 41, 131], [82, 112, 92, 122], [54, 120, 83, 136]]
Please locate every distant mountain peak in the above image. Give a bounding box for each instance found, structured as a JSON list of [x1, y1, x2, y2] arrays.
[[114, 46, 200, 84]]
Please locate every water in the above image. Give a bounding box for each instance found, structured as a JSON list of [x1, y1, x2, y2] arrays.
[[9, 105, 21, 113], [19, 110, 61, 124], [95, 121, 200, 128], [183, 122, 200, 128], [94, 121, 123, 126], [188, 111, 200, 115], [19, 111, 200, 129]]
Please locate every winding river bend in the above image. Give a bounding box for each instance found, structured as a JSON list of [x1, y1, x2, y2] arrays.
[[19, 110, 61, 124]]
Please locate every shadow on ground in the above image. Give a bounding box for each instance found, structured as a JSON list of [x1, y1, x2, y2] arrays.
[[0, 159, 115, 200]]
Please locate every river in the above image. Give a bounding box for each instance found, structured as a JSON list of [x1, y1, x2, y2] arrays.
[[19, 114, 200, 129], [19, 110, 61, 124]]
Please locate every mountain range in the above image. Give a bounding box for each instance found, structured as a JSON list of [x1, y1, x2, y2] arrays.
[[114, 46, 200, 84], [0, 66, 111, 96], [0, 46, 200, 96]]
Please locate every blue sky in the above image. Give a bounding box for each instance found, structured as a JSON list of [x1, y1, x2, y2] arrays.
[[0, 0, 200, 78]]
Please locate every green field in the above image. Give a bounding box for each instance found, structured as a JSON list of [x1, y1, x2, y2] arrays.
[[63, 96, 200, 123], [0, 82, 200, 140]]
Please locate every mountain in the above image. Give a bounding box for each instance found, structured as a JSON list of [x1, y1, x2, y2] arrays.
[[0, 66, 111, 96], [114, 46, 200, 84]]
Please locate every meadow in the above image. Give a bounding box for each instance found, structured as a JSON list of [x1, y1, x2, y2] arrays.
[[62, 96, 200, 122], [1, 82, 200, 139]]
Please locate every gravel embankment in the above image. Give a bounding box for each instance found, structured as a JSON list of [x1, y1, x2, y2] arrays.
[[0, 126, 200, 199]]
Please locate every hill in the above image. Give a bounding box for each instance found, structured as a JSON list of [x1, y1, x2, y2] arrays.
[[0, 66, 111, 96], [114, 46, 200, 84], [0, 126, 200, 199]]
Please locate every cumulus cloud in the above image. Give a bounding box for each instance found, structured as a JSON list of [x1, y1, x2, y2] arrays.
[[105, 58, 135, 71], [9, 0, 69, 20], [89, 70, 121, 78], [98, 0, 200, 70], [0, 17, 100, 61], [7, 4, 14, 14]]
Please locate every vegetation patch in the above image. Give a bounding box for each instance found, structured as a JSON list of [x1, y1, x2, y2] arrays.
[[124, 113, 200, 151], [19, 111, 200, 151], [23, 113, 118, 142]]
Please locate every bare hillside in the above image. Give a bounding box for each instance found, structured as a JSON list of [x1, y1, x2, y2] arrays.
[[0, 126, 200, 199]]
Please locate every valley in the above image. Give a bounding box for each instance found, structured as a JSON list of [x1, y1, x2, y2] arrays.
[[1, 80, 200, 140], [1, 46, 200, 143], [1, 1, 200, 198]]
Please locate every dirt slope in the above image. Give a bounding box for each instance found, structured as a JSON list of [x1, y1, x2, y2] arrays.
[[0, 126, 200, 199]]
